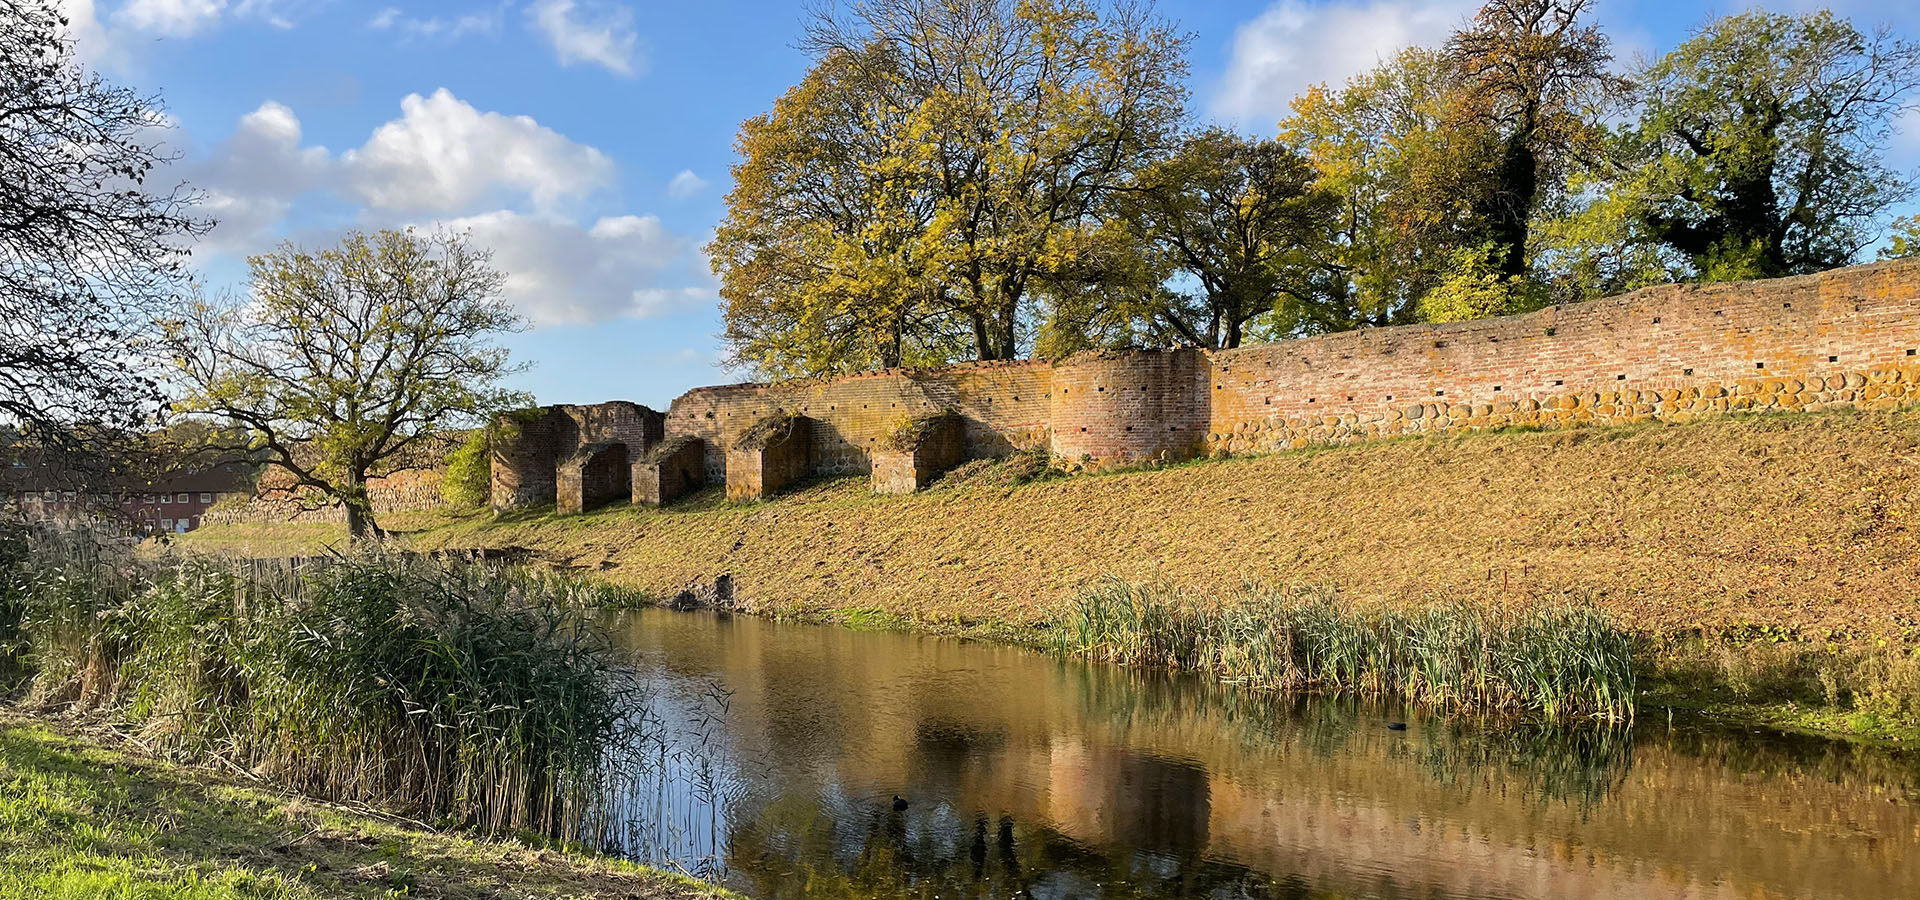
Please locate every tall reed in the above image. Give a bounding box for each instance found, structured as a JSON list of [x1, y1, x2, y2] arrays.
[[6, 526, 642, 840], [1053, 580, 1635, 722]]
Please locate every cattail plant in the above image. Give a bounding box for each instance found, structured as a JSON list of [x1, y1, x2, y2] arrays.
[[7, 526, 644, 841], [1053, 580, 1636, 722]]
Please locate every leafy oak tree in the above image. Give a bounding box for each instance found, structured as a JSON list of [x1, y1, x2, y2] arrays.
[[714, 0, 1190, 375], [1281, 0, 1624, 325], [1611, 11, 1920, 281], [2, 0, 207, 440], [1279, 48, 1468, 329], [710, 42, 959, 378], [1444, 0, 1624, 284], [166, 230, 529, 540], [1117, 128, 1338, 348]]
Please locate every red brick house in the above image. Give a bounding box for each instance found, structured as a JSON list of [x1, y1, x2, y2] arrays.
[[8, 458, 254, 535]]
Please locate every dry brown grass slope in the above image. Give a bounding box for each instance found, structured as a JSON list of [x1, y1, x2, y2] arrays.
[[184, 406, 1920, 642]]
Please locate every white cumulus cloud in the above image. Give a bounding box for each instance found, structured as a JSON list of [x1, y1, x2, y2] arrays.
[[184, 91, 707, 326], [192, 101, 333, 251], [441, 211, 701, 324], [666, 169, 708, 199], [1211, 0, 1475, 129], [341, 88, 616, 215], [527, 0, 640, 77], [115, 0, 224, 36]]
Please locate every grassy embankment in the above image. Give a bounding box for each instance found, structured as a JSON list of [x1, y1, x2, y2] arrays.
[[0, 717, 738, 900], [0, 534, 725, 899], [182, 405, 1920, 739]]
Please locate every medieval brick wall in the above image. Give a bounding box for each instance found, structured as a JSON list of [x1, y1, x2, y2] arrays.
[[490, 410, 563, 510], [872, 413, 968, 494], [557, 442, 631, 514], [725, 416, 812, 502], [634, 437, 706, 506], [1203, 260, 1920, 455], [1050, 349, 1210, 468], [492, 401, 664, 511], [663, 360, 1054, 483], [494, 260, 1920, 510]]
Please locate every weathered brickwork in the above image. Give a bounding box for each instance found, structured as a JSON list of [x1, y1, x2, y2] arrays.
[[491, 402, 664, 512], [725, 415, 812, 502], [492, 260, 1920, 511], [633, 437, 706, 507], [662, 360, 1055, 485], [1050, 348, 1210, 468], [557, 442, 630, 514], [871, 413, 967, 494], [1203, 261, 1920, 455], [202, 468, 448, 526]]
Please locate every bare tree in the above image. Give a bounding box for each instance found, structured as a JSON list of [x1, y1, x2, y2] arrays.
[[1, 0, 208, 441]]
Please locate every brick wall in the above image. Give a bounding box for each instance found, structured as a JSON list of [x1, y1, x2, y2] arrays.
[[1204, 260, 1920, 455], [634, 437, 706, 506], [557, 442, 631, 514], [725, 416, 812, 502], [493, 259, 1920, 509], [1050, 348, 1210, 468], [871, 413, 967, 494], [202, 469, 449, 526], [491, 401, 665, 511], [663, 360, 1054, 484]]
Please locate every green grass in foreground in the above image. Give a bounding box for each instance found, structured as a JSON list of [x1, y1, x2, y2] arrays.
[[0, 718, 738, 900]]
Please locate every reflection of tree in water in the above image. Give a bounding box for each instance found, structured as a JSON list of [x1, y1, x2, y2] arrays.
[[1651, 724, 1920, 799], [721, 801, 1306, 900], [1401, 722, 1634, 808], [597, 610, 1920, 899]]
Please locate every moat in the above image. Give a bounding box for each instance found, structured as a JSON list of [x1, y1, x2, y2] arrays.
[[597, 608, 1920, 900]]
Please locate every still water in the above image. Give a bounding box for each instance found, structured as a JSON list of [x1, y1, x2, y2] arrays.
[[599, 608, 1920, 900]]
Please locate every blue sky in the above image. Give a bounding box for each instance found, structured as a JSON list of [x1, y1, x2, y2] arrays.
[[59, 0, 1920, 410]]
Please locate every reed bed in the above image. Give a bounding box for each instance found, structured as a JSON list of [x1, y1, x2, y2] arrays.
[[1053, 580, 1635, 722], [1, 526, 642, 840]]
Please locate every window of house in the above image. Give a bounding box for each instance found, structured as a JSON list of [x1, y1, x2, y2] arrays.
[[160, 518, 174, 530], [61, 491, 75, 502], [200, 492, 212, 503], [177, 493, 189, 504]]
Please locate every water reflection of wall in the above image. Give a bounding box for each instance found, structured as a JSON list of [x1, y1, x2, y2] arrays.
[[609, 610, 1920, 900]]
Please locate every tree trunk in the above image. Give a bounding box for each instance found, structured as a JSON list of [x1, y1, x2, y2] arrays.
[[342, 469, 382, 542], [1493, 134, 1537, 281]]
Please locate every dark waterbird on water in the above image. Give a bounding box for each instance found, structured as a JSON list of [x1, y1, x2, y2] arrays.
[[892, 795, 909, 811], [1388, 722, 1409, 731]]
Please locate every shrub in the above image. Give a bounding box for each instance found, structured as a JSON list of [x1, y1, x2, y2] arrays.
[[441, 428, 492, 508]]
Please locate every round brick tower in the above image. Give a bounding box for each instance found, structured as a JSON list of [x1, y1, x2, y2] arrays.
[[1048, 349, 1209, 468]]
